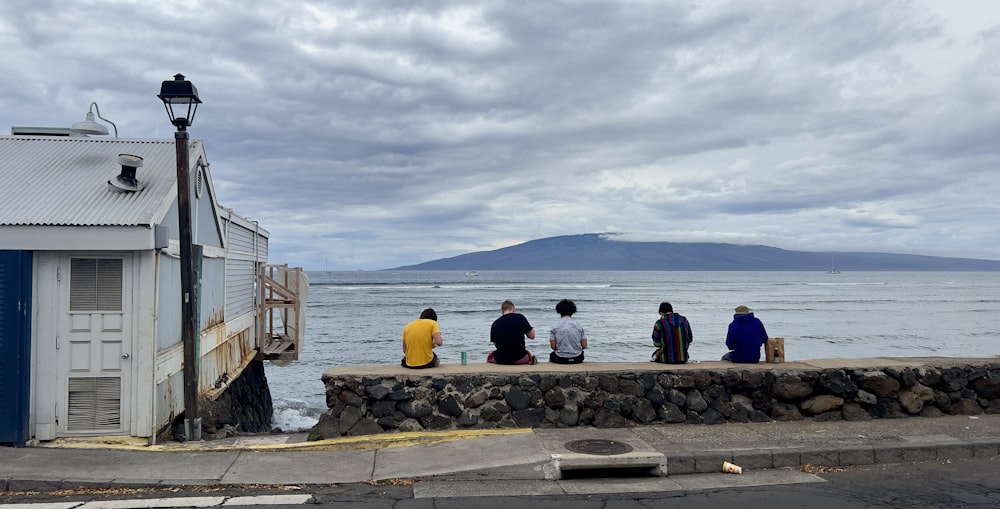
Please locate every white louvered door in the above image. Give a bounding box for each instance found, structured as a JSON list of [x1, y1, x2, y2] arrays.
[[57, 255, 132, 435]]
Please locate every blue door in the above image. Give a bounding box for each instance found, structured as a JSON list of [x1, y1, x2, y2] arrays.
[[0, 250, 32, 447]]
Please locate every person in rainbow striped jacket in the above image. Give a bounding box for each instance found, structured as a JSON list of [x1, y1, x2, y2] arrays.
[[651, 302, 693, 364]]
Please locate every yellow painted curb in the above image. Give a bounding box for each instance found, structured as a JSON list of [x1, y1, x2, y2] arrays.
[[35, 428, 532, 452]]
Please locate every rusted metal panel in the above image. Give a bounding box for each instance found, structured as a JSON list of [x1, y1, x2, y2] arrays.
[[198, 325, 255, 401]]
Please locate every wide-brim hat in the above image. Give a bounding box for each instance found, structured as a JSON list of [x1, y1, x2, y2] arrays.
[[734, 305, 750, 315]]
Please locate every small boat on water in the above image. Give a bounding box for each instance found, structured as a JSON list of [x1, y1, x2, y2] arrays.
[[828, 255, 840, 274], [465, 270, 479, 277]]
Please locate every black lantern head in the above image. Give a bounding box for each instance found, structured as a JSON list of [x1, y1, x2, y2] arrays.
[[158, 73, 202, 130]]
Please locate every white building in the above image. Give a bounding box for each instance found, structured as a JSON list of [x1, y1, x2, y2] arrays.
[[0, 128, 306, 446]]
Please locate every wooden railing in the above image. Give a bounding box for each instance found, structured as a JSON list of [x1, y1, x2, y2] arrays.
[[258, 264, 308, 364]]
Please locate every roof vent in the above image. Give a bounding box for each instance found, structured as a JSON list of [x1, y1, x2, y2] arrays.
[[109, 154, 145, 192]]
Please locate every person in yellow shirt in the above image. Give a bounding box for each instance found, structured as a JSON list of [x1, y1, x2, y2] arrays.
[[402, 308, 443, 368]]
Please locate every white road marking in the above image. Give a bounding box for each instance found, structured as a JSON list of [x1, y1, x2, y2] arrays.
[[222, 495, 313, 506], [0, 503, 82, 509], [78, 497, 225, 508]]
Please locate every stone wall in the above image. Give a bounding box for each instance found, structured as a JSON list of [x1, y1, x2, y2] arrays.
[[199, 359, 274, 438], [310, 359, 1000, 439]]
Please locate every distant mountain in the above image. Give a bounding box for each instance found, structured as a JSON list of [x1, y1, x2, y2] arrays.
[[387, 233, 1000, 271]]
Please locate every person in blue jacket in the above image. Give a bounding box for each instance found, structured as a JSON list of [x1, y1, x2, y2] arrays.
[[722, 305, 769, 363]]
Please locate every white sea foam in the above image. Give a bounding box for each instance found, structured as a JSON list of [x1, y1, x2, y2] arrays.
[[271, 398, 321, 432]]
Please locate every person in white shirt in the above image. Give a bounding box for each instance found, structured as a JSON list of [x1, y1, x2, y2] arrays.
[[549, 299, 587, 364]]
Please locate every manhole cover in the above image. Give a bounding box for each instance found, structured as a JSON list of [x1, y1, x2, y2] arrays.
[[564, 439, 634, 456]]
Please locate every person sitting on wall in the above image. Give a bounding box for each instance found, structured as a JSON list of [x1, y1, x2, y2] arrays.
[[488, 300, 537, 364], [401, 308, 443, 369], [721, 304, 769, 363], [549, 299, 587, 364], [651, 301, 693, 363]]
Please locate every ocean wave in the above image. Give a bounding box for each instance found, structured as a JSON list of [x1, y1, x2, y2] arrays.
[[272, 398, 322, 432], [803, 282, 888, 286], [311, 282, 618, 290]]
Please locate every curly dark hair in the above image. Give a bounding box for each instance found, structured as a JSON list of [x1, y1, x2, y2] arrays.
[[556, 299, 577, 316], [658, 302, 673, 314], [419, 308, 437, 321]]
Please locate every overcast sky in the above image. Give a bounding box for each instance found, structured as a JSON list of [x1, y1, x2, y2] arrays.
[[2, 1, 998, 270]]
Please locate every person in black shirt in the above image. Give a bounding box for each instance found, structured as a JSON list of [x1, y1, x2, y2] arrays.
[[488, 300, 537, 364]]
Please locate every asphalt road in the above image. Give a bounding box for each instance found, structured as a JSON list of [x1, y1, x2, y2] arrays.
[[2, 457, 998, 508]]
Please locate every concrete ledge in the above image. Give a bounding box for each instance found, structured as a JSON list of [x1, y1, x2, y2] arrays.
[[60, 478, 113, 489], [664, 452, 698, 475], [663, 438, 1000, 475], [550, 450, 667, 479], [731, 451, 774, 470], [970, 439, 1000, 458], [770, 449, 803, 468], [109, 479, 171, 489], [158, 478, 221, 487], [3, 425, 999, 492], [322, 357, 1000, 378], [6, 477, 63, 493], [799, 447, 840, 467], [693, 453, 733, 473], [874, 445, 907, 464], [836, 445, 876, 466], [936, 443, 974, 460]]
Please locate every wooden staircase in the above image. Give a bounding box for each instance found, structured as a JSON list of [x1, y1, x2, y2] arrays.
[[258, 264, 308, 364]]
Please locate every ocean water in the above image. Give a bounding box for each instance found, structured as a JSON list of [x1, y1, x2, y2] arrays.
[[266, 270, 1000, 431]]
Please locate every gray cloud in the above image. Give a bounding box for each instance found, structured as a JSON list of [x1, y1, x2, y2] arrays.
[[2, 0, 998, 269]]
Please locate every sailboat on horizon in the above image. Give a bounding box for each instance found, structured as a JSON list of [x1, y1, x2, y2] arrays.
[[828, 255, 841, 274]]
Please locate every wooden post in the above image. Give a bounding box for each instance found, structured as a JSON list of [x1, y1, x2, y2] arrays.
[[175, 129, 201, 440]]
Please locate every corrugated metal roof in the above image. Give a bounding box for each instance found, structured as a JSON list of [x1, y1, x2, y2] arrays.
[[0, 136, 198, 227]]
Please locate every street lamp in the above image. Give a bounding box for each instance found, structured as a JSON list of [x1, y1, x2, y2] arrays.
[[158, 73, 202, 441], [158, 73, 202, 130]]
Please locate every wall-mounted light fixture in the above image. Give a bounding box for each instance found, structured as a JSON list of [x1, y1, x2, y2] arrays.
[[70, 102, 118, 137]]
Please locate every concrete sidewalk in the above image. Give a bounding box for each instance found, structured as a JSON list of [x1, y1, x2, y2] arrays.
[[2, 414, 998, 495]]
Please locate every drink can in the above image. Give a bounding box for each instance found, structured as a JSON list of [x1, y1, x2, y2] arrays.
[[461, 351, 468, 365]]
